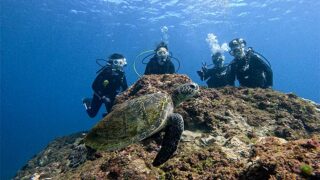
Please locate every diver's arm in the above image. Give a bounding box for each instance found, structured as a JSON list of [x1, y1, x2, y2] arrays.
[[226, 66, 236, 86], [259, 57, 273, 88], [144, 61, 152, 75], [254, 55, 273, 88], [265, 65, 273, 88], [91, 71, 106, 95], [121, 75, 128, 91], [228, 62, 237, 86], [197, 70, 204, 81], [168, 61, 175, 74], [203, 68, 214, 80], [197, 62, 213, 81]]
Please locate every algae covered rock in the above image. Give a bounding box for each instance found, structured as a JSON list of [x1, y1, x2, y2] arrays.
[[14, 74, 320, 179]]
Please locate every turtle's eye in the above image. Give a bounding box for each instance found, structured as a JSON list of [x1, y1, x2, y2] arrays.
[[189, 84, 196, 89], [188, 83, 199, 90]]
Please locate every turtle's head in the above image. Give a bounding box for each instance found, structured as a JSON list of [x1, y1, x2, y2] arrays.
[[172, 82, 199, 107]]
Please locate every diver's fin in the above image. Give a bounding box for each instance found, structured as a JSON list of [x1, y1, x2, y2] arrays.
[[82, 98, 92, 110], [152, 113, 184, 166]]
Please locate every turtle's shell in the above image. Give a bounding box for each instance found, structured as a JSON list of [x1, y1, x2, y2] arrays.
[[84, 92, 173, 151]]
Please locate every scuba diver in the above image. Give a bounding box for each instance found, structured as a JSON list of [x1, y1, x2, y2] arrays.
[[197, 52, 234, 88], [82, 53, 128, 118], [228, 38, 273, 88], [144, 41, 175, 75]]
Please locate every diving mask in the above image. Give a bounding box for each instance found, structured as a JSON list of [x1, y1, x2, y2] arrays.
[[229, 38, 246, 49], [110, 58, 127, 70], [156, 47, 169, 58]]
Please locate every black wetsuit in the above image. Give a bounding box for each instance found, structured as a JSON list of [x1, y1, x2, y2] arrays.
[[199, 66, 235, 88], [87, 67, 128, 117], [230, 52, 273, 88], [144, 56, 175, 75]]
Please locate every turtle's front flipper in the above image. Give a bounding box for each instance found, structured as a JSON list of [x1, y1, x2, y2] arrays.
[[68, 144, 88, 168], [153, 113, 184, 166], [68, 144, 98, 168]]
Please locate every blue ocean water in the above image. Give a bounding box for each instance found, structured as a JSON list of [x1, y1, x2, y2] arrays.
[[1, 0, 319, 179]]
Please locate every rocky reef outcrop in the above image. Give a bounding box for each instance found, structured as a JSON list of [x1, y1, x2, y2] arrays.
[[15, 74, 320, 179]]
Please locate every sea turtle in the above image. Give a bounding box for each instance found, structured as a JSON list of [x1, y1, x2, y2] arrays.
[[70, 82, 199, 167]]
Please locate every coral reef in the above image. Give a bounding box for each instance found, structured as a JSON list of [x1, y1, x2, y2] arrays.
[[15, 74, 320, 179]]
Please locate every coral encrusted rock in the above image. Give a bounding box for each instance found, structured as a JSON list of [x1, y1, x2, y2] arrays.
[[15, 74, 320, 180]]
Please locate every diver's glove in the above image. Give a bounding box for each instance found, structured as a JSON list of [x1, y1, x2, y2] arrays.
[[197, 65, 208, 81], [202, 66, 208, 72]]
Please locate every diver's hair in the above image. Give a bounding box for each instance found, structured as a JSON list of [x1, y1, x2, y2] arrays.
[[212, 52, 222, 57], [109, 53, 125, 60], [155, 41, 168, 51]]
